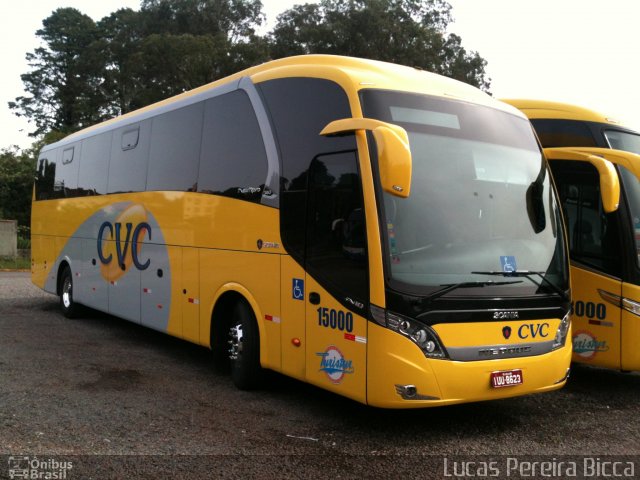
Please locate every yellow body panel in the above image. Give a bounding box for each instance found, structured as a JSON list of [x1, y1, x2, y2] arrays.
[[304, 277, 368, 404], [367, 323, 570, 408], [621, 282, 640, 370], [501, 99, 622, 125], [570, 266, 622, 369], [435, 319, 561, 346], [280, 256, 306, 380]]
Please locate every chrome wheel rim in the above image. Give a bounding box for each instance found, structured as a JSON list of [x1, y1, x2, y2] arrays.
[[62, 277, 72, 309], [228, 323, 244, 361]]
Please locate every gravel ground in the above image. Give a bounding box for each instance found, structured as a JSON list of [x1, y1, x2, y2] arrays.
[[1, 272, 639, 478]]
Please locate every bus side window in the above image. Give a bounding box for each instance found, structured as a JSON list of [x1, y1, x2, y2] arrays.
[[306, 152, 368, 303], [549, 160, 622, 277], [108, 120, 151, 194], [35, 156, 56, 200], [198, 90, 268, 203], [256, 77, 355, 262], [619, 165, 640, 268], [53, 143, 82, 199], [147, 102, 203, 192], [531, 119, 598, 148], [78, 132, 111, 196]]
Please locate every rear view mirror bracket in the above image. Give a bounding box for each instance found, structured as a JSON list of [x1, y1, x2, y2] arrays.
[[321, 117, 412, 198]]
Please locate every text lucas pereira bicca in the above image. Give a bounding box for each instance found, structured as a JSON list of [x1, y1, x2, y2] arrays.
[[443, 457, 635, 478]]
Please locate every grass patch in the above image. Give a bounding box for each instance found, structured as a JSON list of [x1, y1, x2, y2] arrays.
[[0, 256, 30, 270]]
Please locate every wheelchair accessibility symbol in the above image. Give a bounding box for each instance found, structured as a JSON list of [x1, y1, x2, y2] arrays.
[[292, 278, 304, 300], [500, 256, 517, 273]]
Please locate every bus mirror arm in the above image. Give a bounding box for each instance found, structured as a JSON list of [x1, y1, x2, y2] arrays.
[[587, 155, 620, 213], [320, 118, 412, 198], [544, 148, 620, 213]]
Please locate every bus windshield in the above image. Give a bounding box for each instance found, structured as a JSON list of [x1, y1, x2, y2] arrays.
[[361, 90, 568, 298], [604, 129, 640, 155]]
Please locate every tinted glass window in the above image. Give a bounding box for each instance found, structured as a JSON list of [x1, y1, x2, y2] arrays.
[[78, 132, 111, 196], [198, 90, 268, 202], [604, 129, 640, 154], [362, 89, 567, 297], [147, 103, 203, 192], [550, 160, 622, 277], [52, 143, 82, 198], [108, 120, 151, 193], [531, 119, 598, 148], [619, 165, 640, 268], [258, 78, 355, 261], [35, 156, 56, 201], [306, 151, 368, 302]]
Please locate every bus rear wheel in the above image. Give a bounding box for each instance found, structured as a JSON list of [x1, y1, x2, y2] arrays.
[[228, 301, 263, 390], [59, 266, 80, 319]]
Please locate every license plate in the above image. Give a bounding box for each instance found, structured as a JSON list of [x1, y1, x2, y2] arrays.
[[490, 369, 523, 388]]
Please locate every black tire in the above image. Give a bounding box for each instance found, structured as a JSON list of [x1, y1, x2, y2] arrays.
[[228, 301, 264, 390], [59, 266, 80, 319]]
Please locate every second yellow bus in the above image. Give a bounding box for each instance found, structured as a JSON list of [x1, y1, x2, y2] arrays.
[[504, 99, 640, 371]]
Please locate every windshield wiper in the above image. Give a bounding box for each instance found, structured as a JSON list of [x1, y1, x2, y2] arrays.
[[471, 270, 568, 300], [426, 280, 522, 301]]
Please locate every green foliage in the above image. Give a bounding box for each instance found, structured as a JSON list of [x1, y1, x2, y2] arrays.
[[270, 0, 490, 90], [17, 236, 31, 250], [0, 256, 30, 270], [9, 0, 490, 139], [0, 147, 36, 228], [11, 1, 268, 132], [8, 8, 108, 137]]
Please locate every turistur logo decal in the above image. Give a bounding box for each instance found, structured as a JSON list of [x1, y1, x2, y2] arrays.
[[573, 330, 609, 360], [97, 204, 153, 282], [316, 346, 354, 384]]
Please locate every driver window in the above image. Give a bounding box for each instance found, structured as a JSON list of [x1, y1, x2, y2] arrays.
[[305, 151, 368, 303]]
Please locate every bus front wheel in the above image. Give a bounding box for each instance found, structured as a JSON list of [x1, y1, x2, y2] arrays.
[[59, 266, 79, 319], [228, 301, 263, 390]]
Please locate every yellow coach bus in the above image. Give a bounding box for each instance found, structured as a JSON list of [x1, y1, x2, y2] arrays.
[[504, 99, 640, 371], [31, 56, 572, 408]]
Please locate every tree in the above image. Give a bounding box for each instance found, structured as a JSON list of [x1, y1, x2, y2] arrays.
[[97, 0, 268, 115], [10, 0, 490, 140], [9, 8, 108, 137], [11, 1, 270, 131], [0, 147, 37, 228], [270, 0, 490, 91]]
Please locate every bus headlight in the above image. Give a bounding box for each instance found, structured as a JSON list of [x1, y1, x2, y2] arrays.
[[371, 305, 448, 359], [551, 311, 571, 351]]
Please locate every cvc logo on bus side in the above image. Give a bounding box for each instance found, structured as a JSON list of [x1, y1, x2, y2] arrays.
[[97, 221, 152, 270], [95, 204, 153, 282]]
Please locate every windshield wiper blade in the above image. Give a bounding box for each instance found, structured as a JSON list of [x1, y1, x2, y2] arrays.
[[426, 280, 522, 301], [471, 270, 568, 300]]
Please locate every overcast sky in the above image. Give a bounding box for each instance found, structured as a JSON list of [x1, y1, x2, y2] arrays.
[[1, 0, 639, 150]]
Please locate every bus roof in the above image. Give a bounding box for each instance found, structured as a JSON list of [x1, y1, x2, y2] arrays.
[[501, 98, 624, 126], [47, 55, 520, 151]]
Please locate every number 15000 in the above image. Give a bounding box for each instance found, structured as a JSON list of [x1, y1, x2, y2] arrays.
[[317, 307, 354, 332]]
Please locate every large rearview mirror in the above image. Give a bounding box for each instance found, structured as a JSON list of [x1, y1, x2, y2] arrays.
[[544, 147, 621, 213], [320, 118, 412, 198]]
